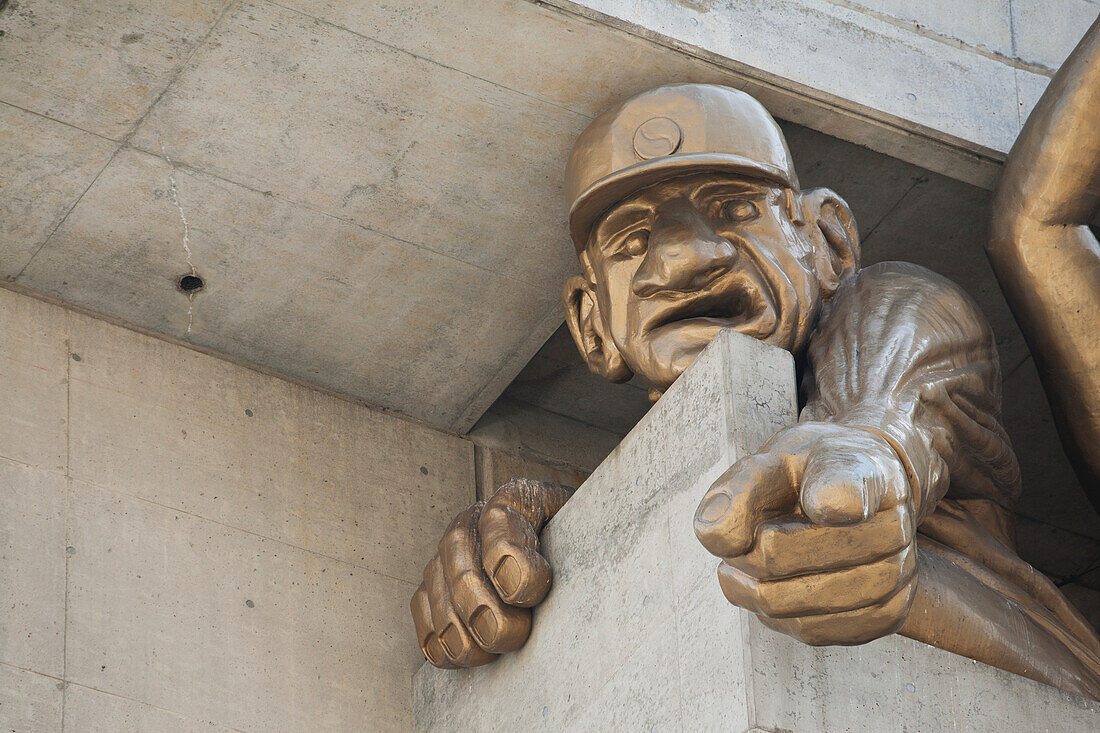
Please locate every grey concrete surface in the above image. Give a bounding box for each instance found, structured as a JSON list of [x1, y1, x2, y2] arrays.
[[64, 480, 417, 731], [1, 0, 776, 434], [64, 276, 478, 583], [472, 443, 588, 502], [468, 395, 625, 476], [0, 665, 62, 733], [1, 284, 617, 732], [0, 103, 116, 280], [415, 330, 1100, 732], [551, 0, 1098, 186], [0, 0, 234, 139], [417, 329, 796, 729], [0, 461, 66, 678], [60, 684, 243, 733], [0, 286, 480, 731]]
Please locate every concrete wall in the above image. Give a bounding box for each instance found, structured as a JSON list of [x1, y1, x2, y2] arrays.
[[0, 285, 582, 732]]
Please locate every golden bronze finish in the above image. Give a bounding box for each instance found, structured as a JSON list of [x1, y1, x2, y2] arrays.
[[558, 82, 1100, 698], [988, 16, 1100, 512], [411, 478, 573, 668], [566, 84, 798, 251], [414, 29, 1100, 695]]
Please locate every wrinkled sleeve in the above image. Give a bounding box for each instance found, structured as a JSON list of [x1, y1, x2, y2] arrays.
[[800, 262, 1022, 523]]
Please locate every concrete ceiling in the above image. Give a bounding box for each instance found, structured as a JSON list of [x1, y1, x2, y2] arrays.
[[0, 0, 801, 433]]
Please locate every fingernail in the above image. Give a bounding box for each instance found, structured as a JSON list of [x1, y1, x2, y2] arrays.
[[423, 634, 444, 666], [698, 491, 731, 523], [492, 554, 522, 599], [439, 624, 462, 658], [469, 605, 498, 647]]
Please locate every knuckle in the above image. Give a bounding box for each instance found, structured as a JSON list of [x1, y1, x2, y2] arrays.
[[480, 504, 517, 535], [439, 526, 471, 558], [803, 480, 868, 524]]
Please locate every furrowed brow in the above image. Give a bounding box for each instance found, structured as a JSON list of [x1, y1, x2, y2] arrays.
[[595, 202, 650, 241], [691, 180, 771, 200]]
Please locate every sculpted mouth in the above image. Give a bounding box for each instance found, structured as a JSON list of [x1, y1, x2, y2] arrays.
[[645, 271, 775, 339]]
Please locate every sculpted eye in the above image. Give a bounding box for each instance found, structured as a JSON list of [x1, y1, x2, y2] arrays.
[[623, 230, 649, 257], [721, 199, 759, 223]]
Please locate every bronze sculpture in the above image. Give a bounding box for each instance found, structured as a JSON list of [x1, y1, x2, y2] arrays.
[[988, 17, 1100, 515], [411, 18, 1100, 700]]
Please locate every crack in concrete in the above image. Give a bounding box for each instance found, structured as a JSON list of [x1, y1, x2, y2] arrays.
[[159, 140, 197, 335]]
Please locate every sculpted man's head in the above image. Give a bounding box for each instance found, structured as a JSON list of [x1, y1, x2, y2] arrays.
[[563, 84, 861, 394]]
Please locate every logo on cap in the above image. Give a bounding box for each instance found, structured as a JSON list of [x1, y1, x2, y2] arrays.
[[632, 117, 682, 160]]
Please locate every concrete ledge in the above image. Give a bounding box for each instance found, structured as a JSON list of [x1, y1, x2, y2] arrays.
[[540, 0, 1098, 189], [413, 330, 1100, 731]]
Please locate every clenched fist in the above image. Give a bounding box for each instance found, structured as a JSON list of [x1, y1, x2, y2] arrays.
[[412, 478, 574, 668], [694, 422, 918, 645]]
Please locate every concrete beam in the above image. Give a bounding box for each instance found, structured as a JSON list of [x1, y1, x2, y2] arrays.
[[543, 0, 1096, 189]]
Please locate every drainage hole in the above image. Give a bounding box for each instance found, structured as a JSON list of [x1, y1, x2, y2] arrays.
[[178, 274, 205, 293]]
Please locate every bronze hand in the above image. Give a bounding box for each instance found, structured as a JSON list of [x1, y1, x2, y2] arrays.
[[411, 478, 574, 668], [693, 422, 918, 645]]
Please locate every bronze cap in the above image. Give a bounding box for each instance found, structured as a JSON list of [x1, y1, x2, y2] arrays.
[[566, 84, 799, 250]]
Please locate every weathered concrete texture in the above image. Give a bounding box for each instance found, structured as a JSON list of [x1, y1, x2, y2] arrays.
[[473, 444, 588, 503], [1012, 0, 1100, 70], [0, 461, 67, 677], [0, 103, 116, 279], [417, 329, 795, 729], [841, 0, 1015, 57], [2, 0, 763, 434], [1, 284, 620, 732], [61, 684, 243, 733], [0, 0, 233, 140], [19, 146, 562, 432], [469, 395, 626, 477], [414, 329, 1100, 732], [0, 665, 62, 733], [550, 0, 1096, 186], [64, 480, 419, 731], [0, 286, 480, 731]]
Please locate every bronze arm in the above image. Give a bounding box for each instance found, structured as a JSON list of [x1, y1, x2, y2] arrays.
[[801, 261, 1021, 524], [802, 263, 1100, 695], [988, 15, 1100, 506]]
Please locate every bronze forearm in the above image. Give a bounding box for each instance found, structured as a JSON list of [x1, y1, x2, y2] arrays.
[[988, 15, 1100, 504]]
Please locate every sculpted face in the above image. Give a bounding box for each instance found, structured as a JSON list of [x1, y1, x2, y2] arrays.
[[565, 171, 859, 394]]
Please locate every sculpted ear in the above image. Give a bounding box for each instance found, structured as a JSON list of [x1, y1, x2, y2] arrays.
[[562, 275, 633, 383], [800, 188, 861, 298]]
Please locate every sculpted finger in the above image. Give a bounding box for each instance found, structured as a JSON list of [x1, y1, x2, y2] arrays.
[[425, 557, 496, 668], [479, 479, 574, 607], [439, 503, 532, 653], [717, 543, 916, 618], [412, 584, 456, 669], [756, 578, 918, 646], [800, 436, 906, 526], [695, 452, 800, 559], [729, 505, 913, 579]]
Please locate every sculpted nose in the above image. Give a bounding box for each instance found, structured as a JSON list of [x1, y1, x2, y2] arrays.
[[632, 203, 737, 298]]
